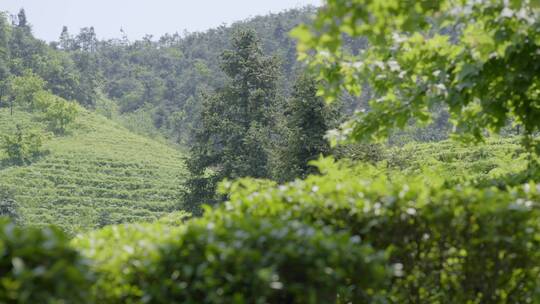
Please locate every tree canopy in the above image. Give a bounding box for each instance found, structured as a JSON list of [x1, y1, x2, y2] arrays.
[[293, 0, 540, 152]]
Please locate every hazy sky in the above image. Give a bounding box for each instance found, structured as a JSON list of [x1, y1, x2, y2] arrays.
[[1, 0, 322, 42]]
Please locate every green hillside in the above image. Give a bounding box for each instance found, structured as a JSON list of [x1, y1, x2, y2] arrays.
[[0, 108, 187, 234]]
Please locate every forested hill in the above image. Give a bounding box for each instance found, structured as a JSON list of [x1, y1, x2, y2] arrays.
[[0, 7, 325, 143], [3, 7, 386, 146], [0, 10, 97, 108], [0, 10, 189, 234], [1, 6, 443, 147], [54, 7, 326, 143]]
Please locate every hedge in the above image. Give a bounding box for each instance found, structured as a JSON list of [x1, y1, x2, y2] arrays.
[[76, 215, 387, 303], [210, 159, 540, 303], [0, 219, 93, 303]]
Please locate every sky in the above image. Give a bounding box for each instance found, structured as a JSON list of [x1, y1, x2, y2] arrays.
[[1, 0, 322, 42]]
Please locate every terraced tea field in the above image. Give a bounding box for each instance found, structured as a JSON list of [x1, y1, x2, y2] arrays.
[[0, 108, 188, 234], [385, 137, 530, 186]]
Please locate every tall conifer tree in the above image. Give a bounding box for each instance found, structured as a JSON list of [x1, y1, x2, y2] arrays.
[[0, 13, 10, 105], [274, 73, 331, 181], [186, 30, 279, 206], [16, 9, 28, 29], [59, 26, 73, 50]]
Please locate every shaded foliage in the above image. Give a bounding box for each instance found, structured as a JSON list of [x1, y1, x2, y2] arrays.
[[0, 125, 46, 165], [0, 187, 18, 223]]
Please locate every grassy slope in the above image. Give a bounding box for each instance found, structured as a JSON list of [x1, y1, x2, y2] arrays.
[[0, 107, 187, 234]]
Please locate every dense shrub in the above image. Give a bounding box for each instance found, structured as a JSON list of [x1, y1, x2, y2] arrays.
[[0, 187, 18, 223], [75, 215, 387, 303], [8, 72, 45, 111], [152, 217, 386, 304], [0, 219, 93, 303], [42, 97, 79, 134], [210, 158, 540, 303], [35, 90, 79, 134], [73, 221, 184, 303], [0, 125, 47, 165]]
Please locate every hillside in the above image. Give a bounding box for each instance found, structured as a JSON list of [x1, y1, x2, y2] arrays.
[[0, 107, 187, 234]]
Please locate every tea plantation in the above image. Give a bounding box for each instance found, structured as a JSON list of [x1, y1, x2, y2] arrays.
[[0, 108, 188, 234], [384, 137, 531, 187]]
